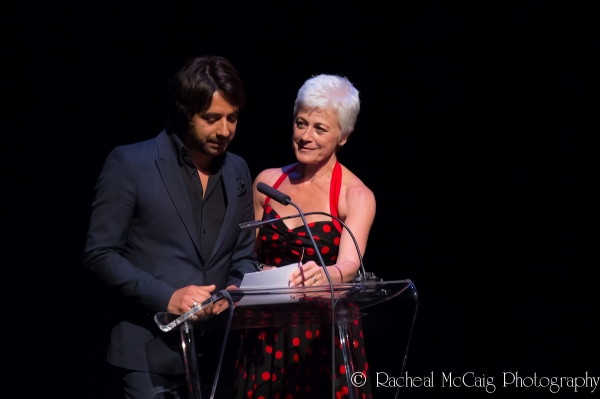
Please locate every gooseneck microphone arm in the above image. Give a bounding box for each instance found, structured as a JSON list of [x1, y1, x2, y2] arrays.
[[256, 182, 336, 399], [240, 211, 369, 283]]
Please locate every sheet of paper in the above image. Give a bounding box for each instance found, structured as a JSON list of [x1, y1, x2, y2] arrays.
[[239, 263, 299, 289], [237, 263, 300, 306]]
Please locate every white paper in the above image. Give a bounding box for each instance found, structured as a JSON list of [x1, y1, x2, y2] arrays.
[[237, 263, 300, 306], [239, 263, 299, 289]]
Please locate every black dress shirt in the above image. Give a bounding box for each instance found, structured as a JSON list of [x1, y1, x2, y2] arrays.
[[171, 133, 227, 262]]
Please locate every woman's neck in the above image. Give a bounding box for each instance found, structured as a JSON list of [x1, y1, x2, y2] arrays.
[[291, 156, 337, 184]]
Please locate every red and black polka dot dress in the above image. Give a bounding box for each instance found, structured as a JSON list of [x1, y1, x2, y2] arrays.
[[233, 162, 372, 399]]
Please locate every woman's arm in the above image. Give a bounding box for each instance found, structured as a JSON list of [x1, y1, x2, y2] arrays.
[[288, 182, 376, 286]]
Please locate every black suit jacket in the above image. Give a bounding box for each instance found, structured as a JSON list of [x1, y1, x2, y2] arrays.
[[83, 130, 256, 374]]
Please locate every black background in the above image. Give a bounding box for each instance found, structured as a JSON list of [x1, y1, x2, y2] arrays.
[[9, 1, 597, 398]]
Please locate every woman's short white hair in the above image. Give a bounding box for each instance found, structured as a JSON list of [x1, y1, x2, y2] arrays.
[[293, 74, 360, 140]]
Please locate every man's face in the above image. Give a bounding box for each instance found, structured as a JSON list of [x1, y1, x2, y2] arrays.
[[187, 91, 238, 157]]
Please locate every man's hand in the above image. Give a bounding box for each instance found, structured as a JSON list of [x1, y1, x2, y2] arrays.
[[168, 284, 216, 316], [212, 285, 239, 314]]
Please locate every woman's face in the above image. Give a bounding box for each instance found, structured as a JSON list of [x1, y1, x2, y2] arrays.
[[292, 106, 346, 165]]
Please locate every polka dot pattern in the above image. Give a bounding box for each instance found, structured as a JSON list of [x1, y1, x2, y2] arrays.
[[256, 206, 340, 266], [233, 163, 371, 398], [234, 322, 371, 399]]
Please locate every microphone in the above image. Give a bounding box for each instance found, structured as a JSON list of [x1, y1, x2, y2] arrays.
[[256, 182, 336, 398], [256, 183, 333, 283], [255, 183, 332, 284], [240, 212, 377, 282], [256, 182, 291, 205]]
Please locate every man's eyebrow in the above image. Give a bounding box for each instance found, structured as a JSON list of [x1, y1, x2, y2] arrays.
[[203, 110, 239, 117]]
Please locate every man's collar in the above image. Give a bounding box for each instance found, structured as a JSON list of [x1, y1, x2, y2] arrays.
[[170, 133, 224, 173]]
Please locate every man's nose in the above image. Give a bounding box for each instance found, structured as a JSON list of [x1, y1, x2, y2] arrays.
[[216, 119, 231, 137]]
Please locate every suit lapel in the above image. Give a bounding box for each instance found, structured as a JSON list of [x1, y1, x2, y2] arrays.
[[155, 131, 202, 258]]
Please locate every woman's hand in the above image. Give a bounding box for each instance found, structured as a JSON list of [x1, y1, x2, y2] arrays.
[[288, 260, 323, 287]]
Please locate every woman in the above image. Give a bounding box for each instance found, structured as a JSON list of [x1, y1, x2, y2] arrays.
[[234, 74, 376, 398]]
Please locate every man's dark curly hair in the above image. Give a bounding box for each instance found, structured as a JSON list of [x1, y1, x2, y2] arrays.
[[166, 55, 245, 135]]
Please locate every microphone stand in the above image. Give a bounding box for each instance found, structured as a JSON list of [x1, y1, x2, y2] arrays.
[[256, 183, 337, 399], [240, 211, 375, 284]]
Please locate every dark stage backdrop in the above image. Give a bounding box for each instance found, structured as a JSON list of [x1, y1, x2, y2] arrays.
[[9, 1, 597, 398]]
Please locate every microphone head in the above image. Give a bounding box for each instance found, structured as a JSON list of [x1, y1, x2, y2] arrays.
[[257, 182, 291, 205]]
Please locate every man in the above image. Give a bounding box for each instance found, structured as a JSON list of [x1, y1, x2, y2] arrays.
[[83, 55, 256, 398]]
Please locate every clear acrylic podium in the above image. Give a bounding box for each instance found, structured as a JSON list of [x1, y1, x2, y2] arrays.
[[155, 279, 418, 399]]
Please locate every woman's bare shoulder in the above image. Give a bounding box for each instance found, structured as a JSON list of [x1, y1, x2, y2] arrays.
[[254, 164, 297, 186], [339, 164, 374, 195], [337, 164, 376, 216]]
